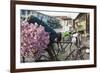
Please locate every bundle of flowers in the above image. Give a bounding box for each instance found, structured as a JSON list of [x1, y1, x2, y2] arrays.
[[20, 21, 50, 61]]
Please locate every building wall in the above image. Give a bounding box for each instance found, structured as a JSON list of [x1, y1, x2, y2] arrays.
[[74, 13, 89, 35]]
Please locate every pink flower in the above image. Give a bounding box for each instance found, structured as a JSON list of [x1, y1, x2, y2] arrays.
[[20, 22, 50, 58]]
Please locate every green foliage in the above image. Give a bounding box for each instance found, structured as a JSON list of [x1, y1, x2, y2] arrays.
[[62, 31, 70, 38]]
